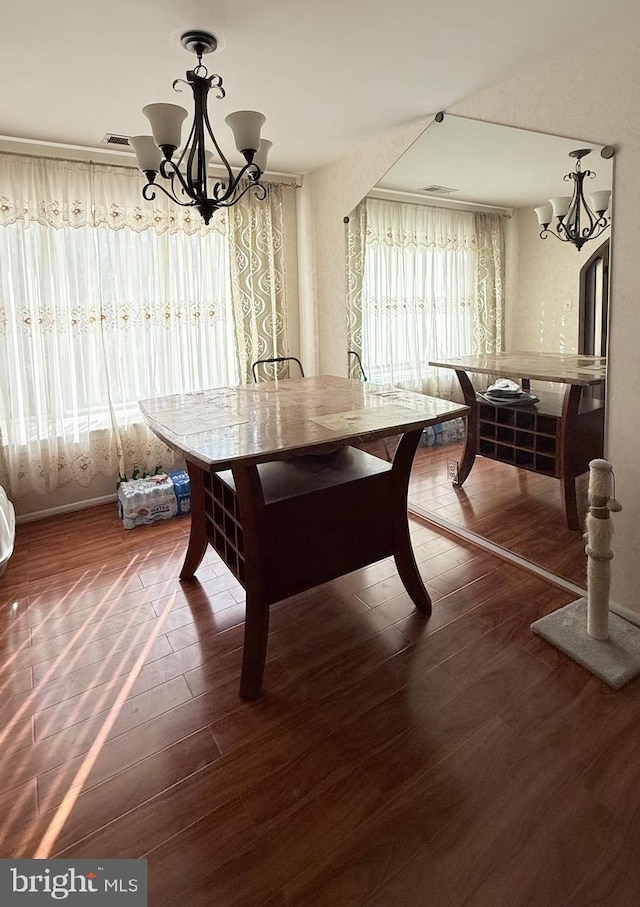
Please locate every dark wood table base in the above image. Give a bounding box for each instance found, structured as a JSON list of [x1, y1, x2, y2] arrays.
[[180, 431, 430, 699], [452, 369, 604, 531]]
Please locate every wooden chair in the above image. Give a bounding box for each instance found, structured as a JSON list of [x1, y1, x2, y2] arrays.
[[251, 356, 305, 383]]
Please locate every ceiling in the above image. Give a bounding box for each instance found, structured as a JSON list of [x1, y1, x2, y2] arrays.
[[375, 116, 614, 209], [1, 0, 639, 176]]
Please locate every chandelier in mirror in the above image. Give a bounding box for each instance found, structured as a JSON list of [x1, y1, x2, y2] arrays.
[[130, 30, 271, 224], [534, 148, 612, 251]]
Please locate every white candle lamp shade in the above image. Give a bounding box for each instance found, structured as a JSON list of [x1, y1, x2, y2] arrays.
[[253, 139, 272, 174], [534, 204, 553, 226], [225, 110, 266, 161], [129, 136, 162, 174], [142, 104, 188, 154], [589, 190, 612, 215], [550, 196, 572, 218]]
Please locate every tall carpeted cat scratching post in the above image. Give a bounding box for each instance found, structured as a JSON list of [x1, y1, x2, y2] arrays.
[[531, 459, 640, 688]]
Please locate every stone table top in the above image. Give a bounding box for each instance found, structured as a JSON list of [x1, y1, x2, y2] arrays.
[[428, 352, 607, 386], [140, 375, 469, 471]]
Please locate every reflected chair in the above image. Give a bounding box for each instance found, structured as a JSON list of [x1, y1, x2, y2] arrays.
[[347, 349, 393, 462], [251, 356, 306, 383], [348, 349, 368, 381]]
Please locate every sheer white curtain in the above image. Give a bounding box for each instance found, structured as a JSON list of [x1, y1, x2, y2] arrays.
[[0, 153, 239, 497], [362, 198, 478, 398]]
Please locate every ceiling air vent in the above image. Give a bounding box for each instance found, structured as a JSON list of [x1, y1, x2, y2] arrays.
[[102, 133, 130, 147], [421, 185, 458, 195]]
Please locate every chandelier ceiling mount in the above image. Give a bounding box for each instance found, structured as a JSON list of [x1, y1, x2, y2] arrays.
[[180, 30, 218, 56]]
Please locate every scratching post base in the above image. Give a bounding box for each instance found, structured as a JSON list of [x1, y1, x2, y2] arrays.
[[531, 599, 640, 689]]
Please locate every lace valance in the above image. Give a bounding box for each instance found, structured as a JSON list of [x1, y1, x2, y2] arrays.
[[0, 152, 227, 235], [365, 197, 477, 251]]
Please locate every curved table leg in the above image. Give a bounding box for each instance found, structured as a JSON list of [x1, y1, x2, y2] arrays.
[[239, 595, 271, 700], [562, 475, 580, 531], [179, 462, 208, 580], [232, 463, 270, 700], [453, 368, 478, 487], [561, 384, 583, 531], [391, 430, 432, 615]]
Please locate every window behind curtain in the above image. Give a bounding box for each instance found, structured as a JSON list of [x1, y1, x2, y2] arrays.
[[1, 221, 236, 442], [0, 152, 289, 498], [0, 218, 236, 494], [361, 198, 478, 398]]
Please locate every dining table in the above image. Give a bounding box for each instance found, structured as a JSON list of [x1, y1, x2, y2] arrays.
[[428, 352, 606, 529], [140, 375, 469, 698]]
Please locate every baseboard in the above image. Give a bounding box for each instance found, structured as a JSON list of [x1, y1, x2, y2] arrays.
[[15, 493, 118, 525], [609, 600, 640, 629]]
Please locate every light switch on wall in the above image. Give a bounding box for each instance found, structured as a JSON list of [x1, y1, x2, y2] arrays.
[[563, 298, 573, 312]]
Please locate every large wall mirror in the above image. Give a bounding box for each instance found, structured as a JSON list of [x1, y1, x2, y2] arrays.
[[346, 114, 614, 589]]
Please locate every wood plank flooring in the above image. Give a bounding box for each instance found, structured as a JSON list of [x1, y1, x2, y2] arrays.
[[407, 440, 588, 586], [1, 499, 640, 905]]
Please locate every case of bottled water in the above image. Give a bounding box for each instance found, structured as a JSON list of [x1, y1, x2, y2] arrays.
[[420, 417, 465, 447], [118, 474, 179, 530]]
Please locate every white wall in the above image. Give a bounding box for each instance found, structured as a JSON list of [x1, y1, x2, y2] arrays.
[[281, 185, 302, 361], [506, 207, 588, 353], [300, 29, 640, 613]]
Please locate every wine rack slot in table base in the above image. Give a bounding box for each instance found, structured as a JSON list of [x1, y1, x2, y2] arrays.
[[428, 353, 606, 531]]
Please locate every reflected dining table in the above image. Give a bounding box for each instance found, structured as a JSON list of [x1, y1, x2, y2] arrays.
[[429, 352, 607, 530], [140, 376, 469, 699]]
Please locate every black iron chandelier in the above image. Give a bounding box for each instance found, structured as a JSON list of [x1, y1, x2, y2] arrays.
[[534, 148, 612, 252], [130, 30, 270, 224]]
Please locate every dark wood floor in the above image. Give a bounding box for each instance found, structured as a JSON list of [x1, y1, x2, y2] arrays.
[[1, 499, 640, 905], [407, 441, 588, 586]]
